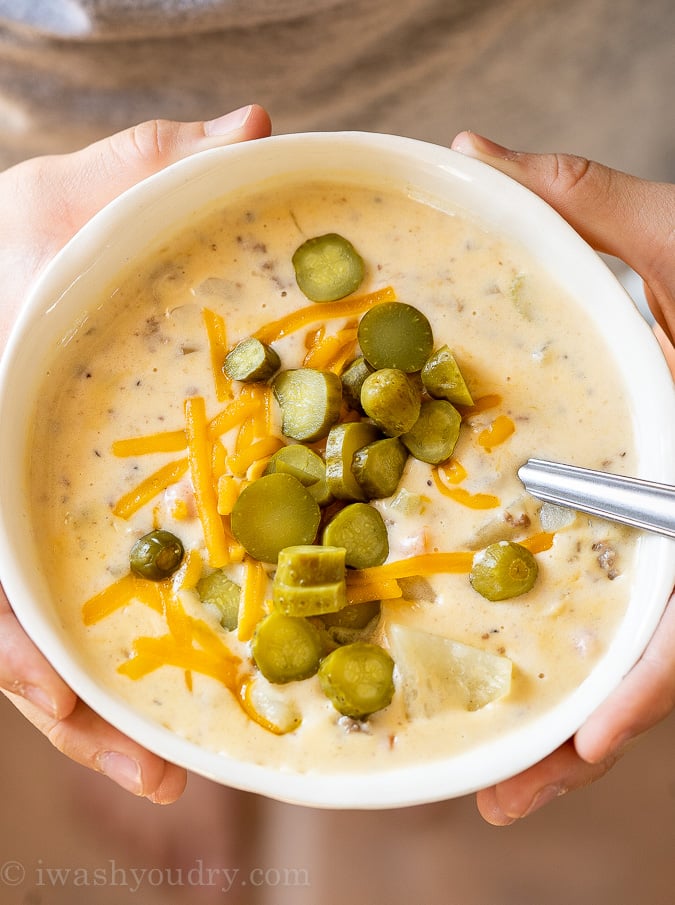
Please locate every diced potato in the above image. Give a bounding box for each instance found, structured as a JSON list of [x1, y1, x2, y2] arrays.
[[387, 623, 512, 716], [242, 676, 302, 735]]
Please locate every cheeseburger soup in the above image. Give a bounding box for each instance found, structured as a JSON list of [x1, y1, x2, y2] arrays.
[[29, 179, 638, 773]]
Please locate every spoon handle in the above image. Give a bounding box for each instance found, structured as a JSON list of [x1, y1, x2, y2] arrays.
[[518, 458, 675, 540]]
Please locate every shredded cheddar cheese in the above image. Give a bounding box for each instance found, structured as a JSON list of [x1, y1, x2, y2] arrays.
[[253, 285, 396, 344], [184, 396, 230, 568]]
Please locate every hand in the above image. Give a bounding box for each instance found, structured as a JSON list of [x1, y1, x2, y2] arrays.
[[0, 105, 272, 802], [450, 131, 675, 824]]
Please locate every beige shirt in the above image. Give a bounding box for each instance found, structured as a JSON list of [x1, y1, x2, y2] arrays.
[[0, 0, 673, 179]]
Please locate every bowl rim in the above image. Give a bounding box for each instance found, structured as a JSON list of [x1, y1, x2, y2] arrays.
[[0, 130, 673, 808]]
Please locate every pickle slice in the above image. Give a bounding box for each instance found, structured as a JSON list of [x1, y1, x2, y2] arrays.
[[325, 421, 381, 501], [401, 399, 461, 464], [318, 642, 395, 718], [230, 473, 321, 563], [273, 545, 347, 617], [358, 302, 434, 372], [251, 612, 323, 684], [470, 541, 539, 601], [341, 356, 374, 412], [322, 502, 389, 569], [196, 569, 241, 631], [352, 436, 408, 498], [272, 368, 342, 442], [387, 623, 512, 715], [264, 444, 332, 505], [360, 368, 421, 437], [421, 345, 474, 406], [292, 233, 365, 302], [223, 337, 281, 383]]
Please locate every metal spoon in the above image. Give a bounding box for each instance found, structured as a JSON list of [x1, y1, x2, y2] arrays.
[[518, 458, 675, 540]]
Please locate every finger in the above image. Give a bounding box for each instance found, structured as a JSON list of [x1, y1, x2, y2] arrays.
[[450, 131, 675, 344], [6, 690, 187, 803], [7, 104, 272, 263], [475, 740, 619, 825], [574, 590, 675, 764], [0, 587, 77, 719]]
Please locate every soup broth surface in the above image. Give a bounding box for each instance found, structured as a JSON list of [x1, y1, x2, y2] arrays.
[[30, 179, 637, 773]]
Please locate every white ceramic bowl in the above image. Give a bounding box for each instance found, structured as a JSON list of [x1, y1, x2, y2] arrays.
[[0, 132, 673, 808]]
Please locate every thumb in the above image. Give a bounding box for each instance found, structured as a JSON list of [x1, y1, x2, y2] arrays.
[[49, 103, 273, 233], [450, 132, 675, 345]]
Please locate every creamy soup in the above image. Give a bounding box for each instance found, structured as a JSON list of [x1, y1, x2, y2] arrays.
[[30, 180, 637, 773]]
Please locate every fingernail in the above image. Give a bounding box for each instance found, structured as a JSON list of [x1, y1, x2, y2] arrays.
[[452, 131, 514, 161], [521, 783, 566, 818], [21, 683, 58, 718], [97, 751, 143, 796], [204, 105, 253, 136]]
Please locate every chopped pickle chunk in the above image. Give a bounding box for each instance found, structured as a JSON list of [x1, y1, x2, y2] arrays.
[[273, 545, 347, 616], [320, 600, 381, 630], [292, 233, 365, 302], [251, 612, 323, 684], [387, 623, 512, 715], [421, 345, 474, 406], [360, 368, 421, 437], [129, 529, 184, 581], [352, 436, 408, 498], [470, 540, 539, 601], [272, 368, 342, 441], [358, 302, 434, 372], [341, 356, 374, 412], [325, 421, 381, 501], [196, 569, 241, 631], [401, 399, 461, 464], [230, 473, 321, 563], [223, 337, 281, 383], [318, 642, 395, 719], [322, 502, 389, 569], [264, 443, 332, 506]]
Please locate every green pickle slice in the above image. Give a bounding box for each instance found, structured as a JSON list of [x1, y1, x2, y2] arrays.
[[130, 529, 184, 581], [264, 444, 332, 505], [322, 502, 389, 569], [318, 642, 395, 719], [273, 368, 342, 442], [421, 345, 474, 406], [196, 570, 241, 631], [222, 337, 281, 383], [470, 541, 539, 601], [325, 421, 381, 501], [401, 399, 461, 464], [292, 233, 365, 302], [352, 436, 408, 498], [340, 356, 374, 412], [360, 368, 421, 437], [273, 545, 347, 616], [358, 302, 434, 372], [252, 612, 323, 684], [230, 473, 321, 563]]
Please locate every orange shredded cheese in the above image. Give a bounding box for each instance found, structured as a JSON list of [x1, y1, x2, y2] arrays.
[[112, 429, 187, 457], [254, 285, 396, 344], [82, 573, 163, 625], [227, 436, 285, 478], [202, 307, 232, 403], [478, 415, 516, 452], [184, 396, 230, 567], [207, 390, 264, 439], [345, 577, 403, 606], [238, 556, 268, 642], [112, 457, 189, 519], [431, 467, 501, 510]]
